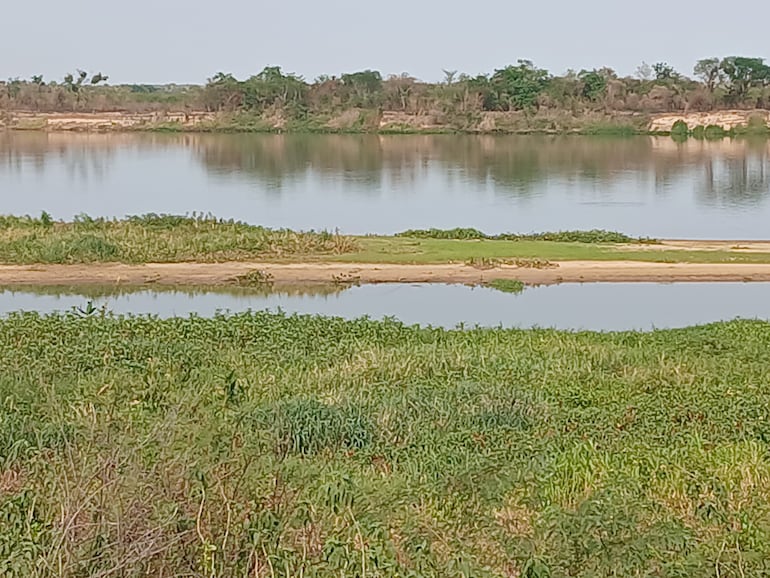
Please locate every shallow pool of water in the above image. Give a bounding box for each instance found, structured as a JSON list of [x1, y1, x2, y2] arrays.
[[2, 282, 769, 331]]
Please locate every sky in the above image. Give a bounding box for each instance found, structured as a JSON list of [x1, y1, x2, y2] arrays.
[[2, 0, 769, 85]]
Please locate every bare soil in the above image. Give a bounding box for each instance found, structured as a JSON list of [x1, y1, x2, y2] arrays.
[[627, 240, 770, 253], [3, 260, 770, 288]]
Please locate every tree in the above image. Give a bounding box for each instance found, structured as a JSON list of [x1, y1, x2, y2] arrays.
[[90, 72, 108, 86], [693, 58, 721, 92], [490, 60, 549, 110], [442, 69, 458, 85], [243, 66, 307, 111], [653, 62, 678, 82], [340, 70, 383, 107], [63, 70, 105, 108], [578, 69, 607, 102], [635, 62, 653, 81], [5, 77, 21, 97], [203, 72, 243, 111], [384, 74, 417, 111], [719, 56, 770, 104]]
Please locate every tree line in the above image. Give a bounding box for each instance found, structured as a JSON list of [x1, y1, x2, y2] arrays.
[[2, 57, 769, 116]]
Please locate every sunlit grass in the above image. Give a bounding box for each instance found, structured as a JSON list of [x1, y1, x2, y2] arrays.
[[2, 214, 770, 266], [0, 213, 356, 263], [2, 312, 770, 575]]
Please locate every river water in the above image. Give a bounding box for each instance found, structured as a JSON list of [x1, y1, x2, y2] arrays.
[[2, 131, 770, 239], [2, 283, 769, 331]]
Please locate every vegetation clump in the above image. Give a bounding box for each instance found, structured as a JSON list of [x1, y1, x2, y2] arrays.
[[0, 213, 357, 264], [1, 311, 770, 575], [397, 227, 657, 244], [233, 269, 274, 287], [485, 278, 526, 294]]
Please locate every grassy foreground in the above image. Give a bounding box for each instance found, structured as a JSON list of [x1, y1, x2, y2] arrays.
[[2, 214, 770, 266], [2, 311, 770, 576]]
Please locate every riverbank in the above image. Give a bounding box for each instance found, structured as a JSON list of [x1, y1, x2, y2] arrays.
[[3, 217, 770, 285], [4, 259, 770, 287], [3, 216, 770, 265], [2, 109, 768, 134]]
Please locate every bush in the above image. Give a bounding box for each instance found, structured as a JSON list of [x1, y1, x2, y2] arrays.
[[704, 124, 726, 139], [692, 125, 706, 139], [671, 119, 689, 136]]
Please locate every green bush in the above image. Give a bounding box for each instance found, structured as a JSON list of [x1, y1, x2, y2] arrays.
[[671, 119, 689, 136], [704, 124, 726, 139], [692, 125, 706, 139]]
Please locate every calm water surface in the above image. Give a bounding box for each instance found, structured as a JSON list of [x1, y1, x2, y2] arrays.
[[2, 132, 770, 238], [2, 283, 769, 331]]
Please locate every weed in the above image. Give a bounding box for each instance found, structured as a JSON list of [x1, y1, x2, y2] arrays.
[[234, 269, 274, 287], [485, 279, 526, 294]]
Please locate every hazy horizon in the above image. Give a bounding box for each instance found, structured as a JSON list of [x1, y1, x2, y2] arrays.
[[3, 0, 770, 85]]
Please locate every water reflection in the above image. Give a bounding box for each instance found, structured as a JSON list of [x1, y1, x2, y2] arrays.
[[1, 132, 769, 237], [1, 282, 769, 331]]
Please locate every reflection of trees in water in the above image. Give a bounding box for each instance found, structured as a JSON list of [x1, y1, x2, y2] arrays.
[[0, 132, 183, 186], [698, 141, 770, 206], [193, 134, 397, 193], [193, 134, 770, 205], [3, 132, 769, 207]]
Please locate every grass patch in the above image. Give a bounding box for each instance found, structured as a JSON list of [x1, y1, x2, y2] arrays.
[[346, 236, 770, 265], [0, 213, 357, 263], [485, 278, 525, 294], [2, 312, 770, 574]]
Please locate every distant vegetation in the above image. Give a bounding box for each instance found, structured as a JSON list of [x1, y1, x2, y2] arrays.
[[396, 228, 657, 244], [3, 312, 770, 575], [1, 57, 770, 133]]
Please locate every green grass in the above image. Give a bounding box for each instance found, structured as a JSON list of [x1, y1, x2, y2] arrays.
[[347, 237, 770, 264], [0, 213, 356, 263], [2, 214, 770, 266], [485, 279, 525, 294], [2, 311, 770, 575]]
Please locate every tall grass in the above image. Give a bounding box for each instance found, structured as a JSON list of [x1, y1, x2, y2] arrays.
[[0, 213, 357, 264], [2, 311, 770, 575]]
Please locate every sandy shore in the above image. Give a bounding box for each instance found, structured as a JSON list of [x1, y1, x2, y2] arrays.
[[2, 260, 770, 287]]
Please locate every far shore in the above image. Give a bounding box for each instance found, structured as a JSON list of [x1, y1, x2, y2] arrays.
[[2, 109, 769, 135]]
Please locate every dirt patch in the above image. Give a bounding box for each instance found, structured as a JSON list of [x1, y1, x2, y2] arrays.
[[649, 110, 769, 132], [5, 111, 216, 131], [624, 240, 770, 253], [3, 261, 770, 287], [0, 467, 26, 496]]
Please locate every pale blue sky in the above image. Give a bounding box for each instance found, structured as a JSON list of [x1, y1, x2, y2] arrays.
[[3, 0, 768, 84]]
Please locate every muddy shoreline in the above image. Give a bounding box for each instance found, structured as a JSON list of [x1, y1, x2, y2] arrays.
[[3, 261, 770, 288]]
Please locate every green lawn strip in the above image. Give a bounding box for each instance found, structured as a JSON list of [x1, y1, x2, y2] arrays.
[[336, 237, 770, 264], [2, 312, 770, 575]]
